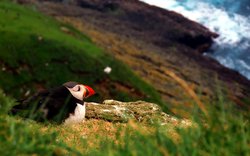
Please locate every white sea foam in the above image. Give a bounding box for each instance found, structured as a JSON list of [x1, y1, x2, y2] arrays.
[[142, 0, 250, 45], [141, 0, 250, 79], [238, 60, 250, 70]]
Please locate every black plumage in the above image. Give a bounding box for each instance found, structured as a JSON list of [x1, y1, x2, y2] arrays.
[[10, 85, 83, 123]]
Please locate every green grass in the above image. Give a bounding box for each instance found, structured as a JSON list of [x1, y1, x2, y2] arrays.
[[0, 90, 75, 155], [0, 1, 163, 106], [0, 116, 79, 156], [0, 89, 249, 156]]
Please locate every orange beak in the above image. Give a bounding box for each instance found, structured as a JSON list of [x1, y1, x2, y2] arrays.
[[83, 85, 95, 98]]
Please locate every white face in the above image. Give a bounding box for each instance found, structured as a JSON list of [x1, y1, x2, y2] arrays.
[[66, 85, 86, 101]]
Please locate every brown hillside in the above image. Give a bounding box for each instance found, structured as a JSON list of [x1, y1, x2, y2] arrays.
[[17, 0, 250, 116]]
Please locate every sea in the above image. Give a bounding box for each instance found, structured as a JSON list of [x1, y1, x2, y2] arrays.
[[141, 0, 250, 80]]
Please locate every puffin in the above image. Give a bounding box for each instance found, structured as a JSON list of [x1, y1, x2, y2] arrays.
[[10, 81, 95, 124]]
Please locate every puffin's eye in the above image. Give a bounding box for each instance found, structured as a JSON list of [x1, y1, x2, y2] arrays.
[[76, 86, 81, 91], [72, 85, 81, 92]]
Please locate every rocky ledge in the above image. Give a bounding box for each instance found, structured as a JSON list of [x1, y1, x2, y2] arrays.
[[85, 100, 192, 126]]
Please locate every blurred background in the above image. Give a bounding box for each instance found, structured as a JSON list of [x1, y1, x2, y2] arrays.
[[1, 0, 249, 116]]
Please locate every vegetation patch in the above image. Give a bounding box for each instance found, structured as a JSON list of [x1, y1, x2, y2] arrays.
[[1, 90, 249, 156]]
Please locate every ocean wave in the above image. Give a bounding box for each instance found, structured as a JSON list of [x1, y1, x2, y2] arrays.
[[141, 0, 250, 79]]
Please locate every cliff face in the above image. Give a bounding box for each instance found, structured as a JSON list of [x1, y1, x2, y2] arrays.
[[18, 0, 250, 115]]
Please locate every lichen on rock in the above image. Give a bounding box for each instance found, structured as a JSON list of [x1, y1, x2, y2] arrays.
[[85, 100, 191, 126]]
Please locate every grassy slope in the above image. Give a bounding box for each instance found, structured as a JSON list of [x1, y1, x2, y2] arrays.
[[0, 1, 163, 106]]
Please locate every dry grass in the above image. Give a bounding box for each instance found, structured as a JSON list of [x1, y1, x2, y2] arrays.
[[39, 117, 193, 155]]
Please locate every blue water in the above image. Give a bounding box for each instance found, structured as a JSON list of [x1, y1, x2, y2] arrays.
[[141, 0, 250, 80]]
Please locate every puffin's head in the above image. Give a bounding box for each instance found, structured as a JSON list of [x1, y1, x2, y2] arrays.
[[63, 81, 95, 101]]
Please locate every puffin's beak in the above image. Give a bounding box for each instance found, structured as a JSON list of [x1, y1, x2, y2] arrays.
[[83, 85, 95, 98]]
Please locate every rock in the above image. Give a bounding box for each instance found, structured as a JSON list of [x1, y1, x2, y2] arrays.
[[85, 100, 189, 125]]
